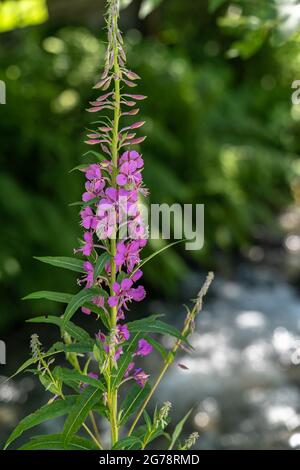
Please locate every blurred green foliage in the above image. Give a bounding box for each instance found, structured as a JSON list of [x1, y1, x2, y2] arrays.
[[1, 0, 300, 330], [0, 0, 48, 32]]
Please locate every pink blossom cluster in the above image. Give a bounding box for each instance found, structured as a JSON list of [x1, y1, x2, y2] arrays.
[[76, 149, 152, 386]]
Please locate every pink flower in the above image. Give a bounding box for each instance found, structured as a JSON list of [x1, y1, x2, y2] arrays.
[[80, 206, 98, 230], [116, 324, 130, 343], [131, 269, 143, 282], [135, 339, 153, 357], [133, 368, 149, 387], [115, 241, 141, 272], [96, 331, 123, 361], [108, 278, 146, 309], [116, 160, 142, 187], [125, 362, 135, 378], [108, 278, 133, 308], [75, 231, 94, 257], [80, 261, 94, 288], [85, 164, 102, 181], [119, 150, 144, 169]]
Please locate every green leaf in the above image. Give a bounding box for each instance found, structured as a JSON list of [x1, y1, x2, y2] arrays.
[[27, 316, 89, 342], [112, 332, 141, 388], [69, 163, 89, 173], [132, 240, 185, 275], [119, 383, 151, 425], [139, 0, 163, 19], [69, 196, 99, 208], [113, 436, 142, 450], [127, 317, 190, 345], [4, 396, 77, 449], [82, 150, 105, 161], [49, 340, 95, 355], [144, 335, 168, 360], [59, 368, 104, 391], [94, 252, 111, 280], [6, 348, 64, 382], [19, 434, 99, 450], [143, 410, 152, 432], [62, 288, 99, 332], [34, 256, 85, 274], [63, 386, 102, 444], [84, 301, 110, 329], [168, 409, 192, 450], [23, 291, 73, 303]]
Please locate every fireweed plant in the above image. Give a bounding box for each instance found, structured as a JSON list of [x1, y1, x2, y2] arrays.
[[5, 0, 213, 451]]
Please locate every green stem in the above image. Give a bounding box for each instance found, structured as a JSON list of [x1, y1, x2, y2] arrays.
[[108, 1, 121, 448]]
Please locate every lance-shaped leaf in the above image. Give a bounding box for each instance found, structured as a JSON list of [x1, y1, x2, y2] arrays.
[[4, 396, 77, 449], [63, 386, 102, 444], [127, 318, 190, 345], [143, 335, 168, 360], [62, 288, 99, 332], [27, 316, 89, 342], [19, 434, 99, 450], [69, 163, 89, 173], [58, 368, 105, 393], [131, 239, 185, 275], [69, 196, 99, 208], [113, 436, 142, 450], [168, 409, 192, 450], [119, 383, 150, 425], [49, 340, 95, 355], [34, 256, 85, 274], [23, 291, 73, 303]]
